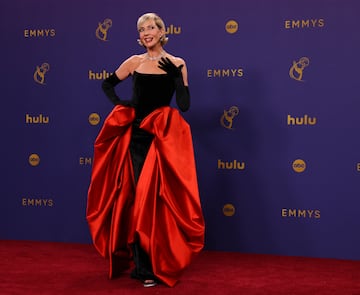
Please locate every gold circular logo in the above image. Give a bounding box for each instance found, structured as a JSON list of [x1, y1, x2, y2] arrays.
[[88, 113, 100, 125], [225, 20, 238, 34], [292, 159, 306, 173], [223, 203, 235, 216], [29, 153, 40, 166]]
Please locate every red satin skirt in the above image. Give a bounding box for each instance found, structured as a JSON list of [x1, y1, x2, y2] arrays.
[[86, 105, 205, 287]]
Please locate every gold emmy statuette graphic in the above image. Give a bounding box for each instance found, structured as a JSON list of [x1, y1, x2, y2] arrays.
[[96, 19, 112, 41], [220, 106, 239, 130], [33, 63, 50, 84], [289, 57, 310, 81]]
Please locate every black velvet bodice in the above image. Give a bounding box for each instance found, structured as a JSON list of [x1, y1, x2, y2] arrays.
[[131, 71, 175, 119]]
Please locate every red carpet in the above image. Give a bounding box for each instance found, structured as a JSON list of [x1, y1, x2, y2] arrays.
[[0, 240, 359, 294]]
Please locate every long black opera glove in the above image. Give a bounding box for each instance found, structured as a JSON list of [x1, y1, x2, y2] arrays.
[[158, 57, 190, 112], [101, 73, 133, 106]]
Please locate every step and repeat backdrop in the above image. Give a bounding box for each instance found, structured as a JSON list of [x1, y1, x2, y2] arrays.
[[1, 0, 360, 260]]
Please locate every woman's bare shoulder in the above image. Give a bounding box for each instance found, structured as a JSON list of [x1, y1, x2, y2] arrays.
[[117, 54, 146, 75], [123, 54, 146, 66]]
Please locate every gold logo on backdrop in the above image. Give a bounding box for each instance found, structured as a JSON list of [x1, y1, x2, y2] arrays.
[[225, 20, 238, 34], [287, 114, 316, 126], [25, 114, 49, 124], [223, 204, 235, 216], [207, 68, 244, 78], [218, 159, 245, 170], [96, 19, 112, 41], [292, 159, 306, 173], [220, 106, 239, 130], [165, 25, 181, 35], [289, 57, 309, 82], [281, 209, 320, 219], [22, 198, 54, 207], [89, 113, 100, 125], [79, 157, 92, 165], [284, 19, 325, 29], [88, 70, 112, 80], [29, 154, 40, 166], [357, 163, 360, 172], [24, 29, 56, 38], [34, 63, 50, 85]]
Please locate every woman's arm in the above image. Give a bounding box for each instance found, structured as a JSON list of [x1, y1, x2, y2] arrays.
[[101, 56, 138, 106]]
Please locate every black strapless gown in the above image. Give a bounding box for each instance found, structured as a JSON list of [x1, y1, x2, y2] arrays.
[[129, 71, 176, 184]]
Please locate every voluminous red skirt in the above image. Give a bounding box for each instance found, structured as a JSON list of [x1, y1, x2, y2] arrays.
[[86, 105, 205, 287]]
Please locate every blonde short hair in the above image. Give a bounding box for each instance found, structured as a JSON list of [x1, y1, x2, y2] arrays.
[[137, 13, 169, 46]]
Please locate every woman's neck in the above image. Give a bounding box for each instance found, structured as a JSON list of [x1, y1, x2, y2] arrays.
[[145, 49, 166, 61]]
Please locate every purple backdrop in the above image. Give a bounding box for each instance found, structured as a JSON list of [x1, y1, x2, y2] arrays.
[[1, 0, 360, 260]]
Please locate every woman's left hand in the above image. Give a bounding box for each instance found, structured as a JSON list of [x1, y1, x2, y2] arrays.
[[158, 57, 184, 78]]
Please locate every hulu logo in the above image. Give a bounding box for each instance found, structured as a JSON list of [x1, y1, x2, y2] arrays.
[[287, 115, 316, 125], [217, 159, 245, 170]]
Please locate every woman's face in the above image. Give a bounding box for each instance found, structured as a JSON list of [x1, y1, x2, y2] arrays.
[[138, 19, 163, 48]]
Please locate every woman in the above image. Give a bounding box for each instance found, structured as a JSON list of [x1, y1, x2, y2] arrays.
[[86, 13, 205, 288]]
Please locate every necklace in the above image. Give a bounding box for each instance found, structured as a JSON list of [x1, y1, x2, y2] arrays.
[[145, 51, 165, 61]]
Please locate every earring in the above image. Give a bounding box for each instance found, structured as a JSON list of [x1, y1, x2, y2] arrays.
[[137, 39, 144, 46]]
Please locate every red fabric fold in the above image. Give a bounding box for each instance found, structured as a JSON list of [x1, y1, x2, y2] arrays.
[[86, 105, 205, 287]]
